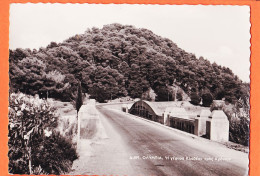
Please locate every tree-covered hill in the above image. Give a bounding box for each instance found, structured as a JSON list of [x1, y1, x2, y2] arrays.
[[9, 23, 248, 104]]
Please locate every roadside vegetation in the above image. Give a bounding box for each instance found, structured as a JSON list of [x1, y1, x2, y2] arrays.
[[210, 94, 250, 146], [48, 98, 78, 145], [8, 93, 78, 174]]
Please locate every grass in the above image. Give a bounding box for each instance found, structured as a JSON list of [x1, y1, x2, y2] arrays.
[[48, 98, 78, 145], [223, 141, 249, 153], [48, 98, 77, 116]]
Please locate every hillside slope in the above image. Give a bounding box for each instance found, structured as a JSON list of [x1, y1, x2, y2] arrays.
[[9, 23, 248, 104]]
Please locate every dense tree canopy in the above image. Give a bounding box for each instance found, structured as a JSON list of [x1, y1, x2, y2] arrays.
[[9, 23, 247, 104]]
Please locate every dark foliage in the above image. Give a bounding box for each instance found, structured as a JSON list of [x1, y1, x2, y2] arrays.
[[229, 117, 249, 146], [190, 92, 201, 105], [76, 81, 83, 113], [202, 92, 213, 107], [31, 132, 78, 174], [176, 89, 183, 101], [155, 86, 174, 101], [9, 23, 247, 104]]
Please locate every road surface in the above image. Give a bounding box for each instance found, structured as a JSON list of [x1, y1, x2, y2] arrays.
[[70, 104, 248, 176]]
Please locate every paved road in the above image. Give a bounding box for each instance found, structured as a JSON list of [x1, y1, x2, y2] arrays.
[[71, 104, 248, 176]]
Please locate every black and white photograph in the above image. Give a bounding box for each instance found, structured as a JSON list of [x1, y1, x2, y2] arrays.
[[8, 4, 250, 175]]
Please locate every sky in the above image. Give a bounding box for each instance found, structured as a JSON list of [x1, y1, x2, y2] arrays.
[[9, 4, 251, 82]]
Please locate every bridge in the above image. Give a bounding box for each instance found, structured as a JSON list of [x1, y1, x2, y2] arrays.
[[70, 100, 248, 176], [127, 100, 229, 142]]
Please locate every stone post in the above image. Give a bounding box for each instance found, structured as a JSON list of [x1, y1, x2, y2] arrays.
[[163, 112, 170, 126], [194, 109, 211, 136], [206, 110, 229, 142]]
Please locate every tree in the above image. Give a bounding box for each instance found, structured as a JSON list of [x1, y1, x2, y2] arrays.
[[10, 57, 46, 95], [76, 81, 83, 114], [215, 88, 225, 100], [202, 92, 213, 107], [128, 77, 149, 99], [142, 88, 156, 101], [127, 64, 149, 99], [155, 86, 175, 102], [190, 91, 201, 105], [40, 70, 71, 101], [9, 23, 248, 106], [88, 66, 127, 102]]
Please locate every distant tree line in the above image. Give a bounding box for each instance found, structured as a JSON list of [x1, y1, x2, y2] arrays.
[[9, 23, 248, 106]]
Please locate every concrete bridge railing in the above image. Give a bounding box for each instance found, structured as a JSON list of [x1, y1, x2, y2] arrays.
[[77, 99, 107, 150]]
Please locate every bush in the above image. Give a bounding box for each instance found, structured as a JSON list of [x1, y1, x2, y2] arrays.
[[141, 88, 156, 101], [229, 117, 249, 146], [215, 89, 225, 100], [8, 93, 78, 174], [176, 89, 183, 101], [210, 99, 249, 146], [210, 100, 225, 111], [31, 132, 78, 174], [190, 92, 201, 105], [155, 86, 174, 101], [202, 92, 213, 107]]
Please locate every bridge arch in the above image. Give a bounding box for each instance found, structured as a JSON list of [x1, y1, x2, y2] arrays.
[[129, 100, 164, 123]]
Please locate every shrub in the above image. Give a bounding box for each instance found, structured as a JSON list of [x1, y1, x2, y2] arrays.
[[202, 92, 213, 107], [210, 100, 225, 111], [229, 116, 249, 146], [8, 93, 78, 174], [31, 132, 78, 174], [176, 89, 183, 101], [141, 88, 156, 101], [190, 92, 201, 105], [155, 86, 174, 101], [215, 89, 225, 100], [210, 99, 249, 146]]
